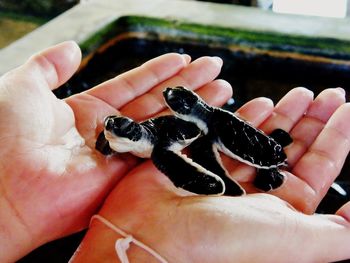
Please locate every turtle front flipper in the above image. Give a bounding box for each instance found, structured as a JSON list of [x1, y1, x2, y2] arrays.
[[151, 146, 225, 195], [189, 136, 245, 196], [95, 131, 114, 155], [254, 168, 285, 191], [269, 128, 293, 147]]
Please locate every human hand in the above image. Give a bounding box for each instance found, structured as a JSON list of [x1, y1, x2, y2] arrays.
[[0, 41, 229, 262], [72, 87, 350, 262]]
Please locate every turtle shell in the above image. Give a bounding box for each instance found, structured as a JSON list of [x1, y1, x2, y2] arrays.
[[212, 109, 287, 169]]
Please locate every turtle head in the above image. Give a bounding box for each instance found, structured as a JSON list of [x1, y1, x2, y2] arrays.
[[163, 86, 201, 115], [104, 116, 142, 141], [163, 86, 211, 134]]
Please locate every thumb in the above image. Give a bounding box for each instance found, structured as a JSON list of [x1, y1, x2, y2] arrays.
[[25, 41, 81, 90]]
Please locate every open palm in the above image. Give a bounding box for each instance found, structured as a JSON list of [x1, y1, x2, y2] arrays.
[[0, 41, 230, 262], [73, 86, 350, 262]]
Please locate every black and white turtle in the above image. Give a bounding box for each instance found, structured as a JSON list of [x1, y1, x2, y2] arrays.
[[163, 86, 293, 192], [96, 115, 237, 195]]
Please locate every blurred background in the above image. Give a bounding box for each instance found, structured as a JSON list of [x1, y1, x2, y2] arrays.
[[0, 0, 78, 48], [2, 0, 349, 49]]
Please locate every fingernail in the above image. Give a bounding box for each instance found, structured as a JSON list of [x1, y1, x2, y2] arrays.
[[181, 54, 191, 64], [336, 87, 346, 96], [212, 56, 223, 66]]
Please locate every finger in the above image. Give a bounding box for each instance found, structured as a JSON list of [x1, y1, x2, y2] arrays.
[[265, 171, 316, 213], [86, 53, 191, 110], [159, 79, 233, 117], [25, 41, 81, 90], [196, 79, 233, 108], [235, 97, 274, 126], [292, 103, 350, 205], [270, 102, 350, 213], [247, 88, 345, 213], [65, 92, 118, 146], [121, 56, 223, 120], [259, 87, 314, 134], [336, 201, 350, 222], [286, 88, 346, 166]]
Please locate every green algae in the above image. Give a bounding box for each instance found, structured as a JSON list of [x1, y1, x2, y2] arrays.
[[79, 15, 350, 60]]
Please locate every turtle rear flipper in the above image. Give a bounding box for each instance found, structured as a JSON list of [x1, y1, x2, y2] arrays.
[[269, 129, 293, 147], [152, 146, 225, 195], [95, 131, 114, 155], [189, 136, 245, 196], [254, 168, 285, 191]]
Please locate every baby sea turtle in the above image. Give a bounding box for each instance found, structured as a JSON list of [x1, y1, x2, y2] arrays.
[[96, 87, 292, 196], [96, 115, 229, 195], [163, 86, 293, 193]]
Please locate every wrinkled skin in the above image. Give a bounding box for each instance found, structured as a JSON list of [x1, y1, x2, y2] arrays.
[[2, 41, 350, 263]]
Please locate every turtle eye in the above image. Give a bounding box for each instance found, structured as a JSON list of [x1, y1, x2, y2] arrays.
[[104, 116, 117, 131], [105, 116, 138, 138]]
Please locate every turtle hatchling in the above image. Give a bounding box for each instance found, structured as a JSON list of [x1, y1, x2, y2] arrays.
[[163, 86, 293, 193], [96, 115, 229, 195]]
